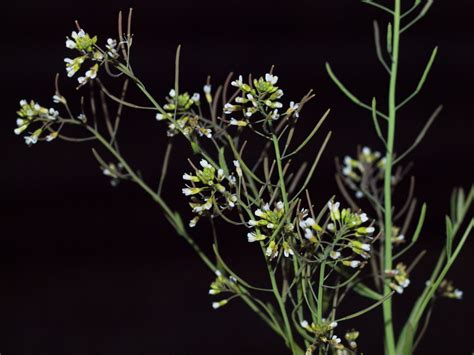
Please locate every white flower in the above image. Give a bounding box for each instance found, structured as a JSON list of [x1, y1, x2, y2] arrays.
[[362, 146, 371, 155], [271, 109, 279, 120], [192, 93, 200, 102], [391, 283, 404, 294], [189, 216, 199, 228], [328, 201, 340, 213], [77, 113, 86, 122], [233, 160, 243, 177], [327, 223, 335, 232], [299, 217, 315, 228], [169, 89, 176, 97], [246, 94, 257, 107], [255, 209, 264, 217], [53, 95, 66, 104], [156, 113, 165, 121], [45, 132, 58, 142], [203, 84, 211, 94], [265, 73, 278, 84], [355, 191, 364, 199], [289, 101, 300, 118], [276, 201, 284, 210], [350, 260, 361, 268], [224, 103, 236, 114], [48, 108, 59, 119], [454, 289, 463, 299], [300, 320, 309, 329], [106, 38, 119, 58], [228, 176, 236, 185], [359, 213, 368, 223], [229, 118, 248, 127], [330, 250, 341, 260], [14, 125, 27, 135], [304, 228, 314, 240], [360, 243, 371, 252], [366, 226, 375, 234], [247, 232, 257, 242], [263, 203, 270, 211], [77, 76, 86, 84], [65, 39, 76, 49], [72, 29, 86, 39], [331, 335, 341, 344], [24, 135, 38, 145], [212, 300, 228, 309], [182, 188, 195, 196], [329, 321, 338, 329], [200, 159, 211, 168], [231, 75, 243, 87]]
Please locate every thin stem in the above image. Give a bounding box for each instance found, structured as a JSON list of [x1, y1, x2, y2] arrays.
[[382, 1, 401, 354]]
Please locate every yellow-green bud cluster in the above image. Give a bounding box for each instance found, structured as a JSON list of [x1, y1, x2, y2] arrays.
[[209, 270, 237, 310], [321, 201, 375, 269], [182, 159, 238, 227], [301, 319, 346, 352], [225, 73, 300, 127], [156, 89, 212, 139], [64, 29, 118, 86], [386, 262, 410, 294], [436, 280, 463, 300], [247, 201, 295, 260], [15, 100, 60, 145]]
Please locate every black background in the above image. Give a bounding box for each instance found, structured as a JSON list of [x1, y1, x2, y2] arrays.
[[2, 1, 473, 354]]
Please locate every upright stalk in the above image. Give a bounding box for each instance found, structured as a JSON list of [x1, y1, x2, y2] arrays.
[[383, 1, 401, 354]]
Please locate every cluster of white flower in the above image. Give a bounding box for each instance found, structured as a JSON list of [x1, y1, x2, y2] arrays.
[[224, 73, 301, 127], [341, 146, 388, 199], [182, 159, 238, 227], [302, 321, 360, 354], [15, 100, 59, 145], [101, 162, 127, 187], [430, 279, 463, 300], [300, 201, 375, 269], [208, 270, 238, 310], [156, 89, 212, 139], [64, 28, 119, 86], [247, 201, 295, 260], [386, 262, 410, 294]]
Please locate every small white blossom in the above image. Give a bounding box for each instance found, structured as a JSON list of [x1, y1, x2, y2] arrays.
[[229, 117, 248, 127], [231, 75, 243, 87], [200, 159, 211, 168], [349, 260, 361, 268], [212, 300, 228, 309], [192, 92, 200, 102], [233, 160, 242, 177], [169, 89, 176, 98], [265, 73, 278, 84], [454, 289, 463, 299]]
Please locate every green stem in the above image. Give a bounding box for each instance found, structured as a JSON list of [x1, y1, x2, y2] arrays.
[[382, 1, 401, 354], [263, 245, 297, 354]]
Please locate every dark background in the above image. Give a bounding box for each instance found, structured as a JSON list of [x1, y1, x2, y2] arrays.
[[2, 1, 473, 354]]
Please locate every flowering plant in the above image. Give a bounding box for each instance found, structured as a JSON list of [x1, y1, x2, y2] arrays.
[[14, 2, 472, 354]]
